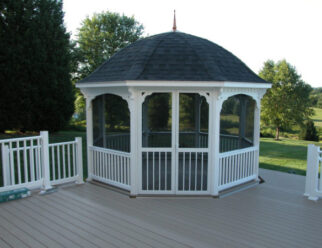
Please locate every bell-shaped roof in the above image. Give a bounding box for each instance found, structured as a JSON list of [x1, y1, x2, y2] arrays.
[[79, 31, 266, 83]]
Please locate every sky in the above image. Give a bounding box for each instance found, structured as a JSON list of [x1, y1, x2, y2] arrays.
[[63, 0, 322, 87]]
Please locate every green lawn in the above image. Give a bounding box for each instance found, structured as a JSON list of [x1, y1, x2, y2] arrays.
[[259, 137, 321, 175]]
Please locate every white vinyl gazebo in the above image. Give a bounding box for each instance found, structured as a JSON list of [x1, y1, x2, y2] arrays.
[[77, 31, 271, 197]]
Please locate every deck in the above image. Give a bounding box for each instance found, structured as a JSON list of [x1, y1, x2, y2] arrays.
[[0, 169, 321, 248]]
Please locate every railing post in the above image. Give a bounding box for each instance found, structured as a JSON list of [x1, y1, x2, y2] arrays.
[[75, 137, 84, 184], [40, 131, 52, 191], [305, 144, 319, 201], [1, 144, 10, 186]]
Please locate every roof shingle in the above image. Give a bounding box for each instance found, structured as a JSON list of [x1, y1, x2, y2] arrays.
[[79, 32, 266, 84]]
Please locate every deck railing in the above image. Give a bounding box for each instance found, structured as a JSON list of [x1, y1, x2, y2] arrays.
[[0, 131, 83, 192], [218, 146, 258, 191], [305, 144, 322, 201], [49, 139, 83, 186], [90, 145, 131, 191]]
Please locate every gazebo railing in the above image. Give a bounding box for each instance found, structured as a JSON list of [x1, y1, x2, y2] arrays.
[[89, 145, 131, 191], [218, 146, 258, 191], [97, 132, 251, 152]]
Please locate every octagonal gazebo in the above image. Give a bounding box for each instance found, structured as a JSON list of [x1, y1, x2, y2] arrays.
[[77, 31, 270, 197]]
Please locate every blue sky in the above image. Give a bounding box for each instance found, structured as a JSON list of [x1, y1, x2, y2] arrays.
[[63, 0, 322, 87]]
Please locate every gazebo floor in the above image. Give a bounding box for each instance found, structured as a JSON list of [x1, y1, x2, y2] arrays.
[[0, 169, 321, 248]]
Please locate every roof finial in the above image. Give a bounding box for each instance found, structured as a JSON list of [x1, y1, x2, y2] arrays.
[[173, 10, 177, 32]]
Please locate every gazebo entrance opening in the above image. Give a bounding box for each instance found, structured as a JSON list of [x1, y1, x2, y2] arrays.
[[141, 92, 209, 194]]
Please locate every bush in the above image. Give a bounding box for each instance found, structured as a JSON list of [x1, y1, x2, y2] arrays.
[[299, 120, 319, 141]]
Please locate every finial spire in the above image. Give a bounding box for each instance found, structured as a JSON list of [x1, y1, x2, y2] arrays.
[[173, 10, 177, 32]]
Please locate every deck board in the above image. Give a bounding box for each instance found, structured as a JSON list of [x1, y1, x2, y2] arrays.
[[0, 168, 322, 248]]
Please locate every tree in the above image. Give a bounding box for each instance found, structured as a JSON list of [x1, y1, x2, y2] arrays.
[[299, 120, 319, 141], [75, 11, 144, 80], [310, 87, 322, 108], [73, 11, 144, 120], [259, 60, 313, 140], [0, 0, 74, 132]]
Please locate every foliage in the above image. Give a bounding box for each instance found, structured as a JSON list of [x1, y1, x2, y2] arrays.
[[259, 60, 313, 140], [75, 11, 144, 80], [310, 87, 322, 108], [299, 120, 319, 141], [0, 0, 74, 132], [72, 11, 144, 121], [146, 93, 171, 130]]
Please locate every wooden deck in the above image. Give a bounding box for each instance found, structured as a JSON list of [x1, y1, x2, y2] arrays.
[[0, 168, 321, 248]]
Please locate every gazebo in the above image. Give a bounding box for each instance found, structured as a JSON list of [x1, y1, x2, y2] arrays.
[[76, 29, 271, 197]]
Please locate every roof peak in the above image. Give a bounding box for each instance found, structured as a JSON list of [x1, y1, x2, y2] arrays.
[[173, 10, 177, 32]]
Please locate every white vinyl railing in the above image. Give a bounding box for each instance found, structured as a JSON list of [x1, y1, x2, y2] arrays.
[[0, 131, 83, 192], [1, 135, 43, 190], [49, 139, 83, 186], [304, 144, 322, 201], [141, 148, 173, 192], [218, 146, 258, 191], [90, 145, 131, 191], [177, 150, 208, 193]]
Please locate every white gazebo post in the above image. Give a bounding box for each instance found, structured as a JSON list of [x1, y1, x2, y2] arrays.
[[211, 89, 223, 196], [253, 97, 262, 179], [239, 96, 248, 148], [86, 97, 94, 181], [194, 94, 201, 147], [129, 89, 139, 196]]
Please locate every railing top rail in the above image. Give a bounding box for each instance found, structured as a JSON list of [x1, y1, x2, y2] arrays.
[[49, 141, 77, 147], [219, 146, 257, 158], [177, 148, 209, 152], [141, 147, 175, 152], [90, 145, 131, 157], [0, 135, 41, 143], [105, 133, 130, 137], [220, 134, 239, 138]]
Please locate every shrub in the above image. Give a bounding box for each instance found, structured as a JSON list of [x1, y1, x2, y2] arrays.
[[299, 120, 319, 141]]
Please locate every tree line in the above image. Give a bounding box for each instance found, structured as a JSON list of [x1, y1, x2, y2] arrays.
[[0, 2, 319, 141]]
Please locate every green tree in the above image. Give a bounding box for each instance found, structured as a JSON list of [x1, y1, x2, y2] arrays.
[[259, 60, 313, 140], [75, 11, 144, 80], [0, 0, 74, 132], [310, 87, 322, 108], [73, 11, 144, 119], [299, 120, 319, 141]]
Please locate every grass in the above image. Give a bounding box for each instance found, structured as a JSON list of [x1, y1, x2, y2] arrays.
[[259, 137, 321, 176]]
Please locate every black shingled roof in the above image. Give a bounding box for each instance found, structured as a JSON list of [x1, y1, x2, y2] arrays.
[[79, 32, 267, 83]]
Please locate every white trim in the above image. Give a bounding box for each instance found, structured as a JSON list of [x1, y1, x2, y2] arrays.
[[76, 80, 271, 89]]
